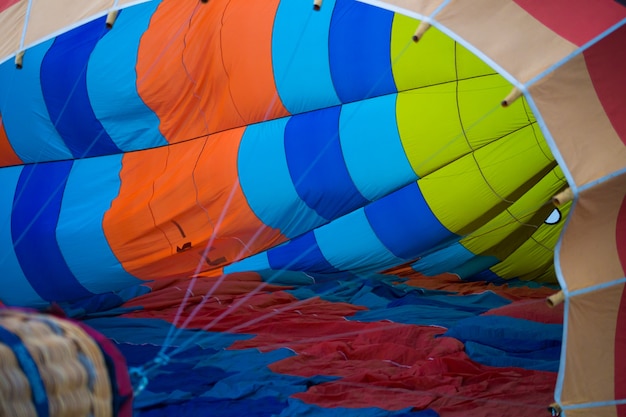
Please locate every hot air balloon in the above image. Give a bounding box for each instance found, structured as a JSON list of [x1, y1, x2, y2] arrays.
[[0, 0, 623, 416]]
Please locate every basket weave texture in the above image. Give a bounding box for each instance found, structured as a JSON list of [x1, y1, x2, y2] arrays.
[[0, 309, 112, 417]]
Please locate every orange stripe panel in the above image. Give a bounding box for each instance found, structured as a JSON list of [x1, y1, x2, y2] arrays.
[[0, 114, 22, 167], [136, 0, 288, 144], [104, 129, 286, 280]]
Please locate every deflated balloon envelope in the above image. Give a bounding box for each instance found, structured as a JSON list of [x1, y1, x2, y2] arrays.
[[0, 0, 566, 306], [1, 0, 625, 416]]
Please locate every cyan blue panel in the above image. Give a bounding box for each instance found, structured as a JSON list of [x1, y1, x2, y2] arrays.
[[451, 255, 499, 280], [238, 118, 326, 238], [12, 162, 93, 301], [57, 155, 141, 293], [272, 0, 341, 114], [0, 166, 46, 307], [88, 2, 167, 151], [314, 208, 404, 273], [267, 232, 340, 273], [0, 40, 73, 163], [41, 16, 121, 158], [329, 0, 396, 103], [285, 106, 367, 220], [411, 242, 473, 276], [223, 252, 271, 274], [365, 182, 456, 259], [339, 94, 417, 201]]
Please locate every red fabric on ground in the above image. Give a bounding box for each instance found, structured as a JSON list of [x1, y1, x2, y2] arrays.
[[266, 323, 556, 416], [482, 299, 564, 324], [386, 269, 558, 301], [122, 275, 365, 333], [120, 272, 558, 416]]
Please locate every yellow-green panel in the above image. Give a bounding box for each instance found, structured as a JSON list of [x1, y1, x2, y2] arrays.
[[461, 166, 567, 257], [396, 75, 540, 178], [489, 202, 570, 283], [473, 125, 555, 204], [455, 40, 499, 79], [390, 13, 498, 92], [457, 76, 536, 149], [391, 14, 457, 92], [396, 83, 470, 176], [419, 126, 557, 235]]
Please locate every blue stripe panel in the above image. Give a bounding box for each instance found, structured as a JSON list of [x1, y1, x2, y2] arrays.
[[12, 162, 93, 302], [238, 118, 327, 238], [340, 94, 417, 201], [88, 1, 167, 151], [57, 155, 141, 293], [41, 16, 121, 158], [0, 40, 73, 164], [315, 208, 404, 273], [0, 327, 49, 417], [224, 252, 270, 274], [0, 166, 46, 307], [272, 0, 341, 114], [285, 106, 368, 220], [267, 232, 340, 273], [329, 0, 396, 103], [365, 182, 456, 259], [411, 242, 473, 276]]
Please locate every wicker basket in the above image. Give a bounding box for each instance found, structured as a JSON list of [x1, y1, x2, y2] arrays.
[[0, 309, 114, 417]]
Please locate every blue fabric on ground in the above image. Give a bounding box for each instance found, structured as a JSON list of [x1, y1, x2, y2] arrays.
[[351, 303, 484, 328], [352, 290, 511, 326], [277, 398, 439, 416], [464, 341, 561, 372], [129, 345, 336, 411], [84, 317, 252, 349], [60, 284, 150, 318], [288, 274, 451, 309], [443, 315, 562, 371], [387, 291, 510, 312], [136, 396, 288, 417]]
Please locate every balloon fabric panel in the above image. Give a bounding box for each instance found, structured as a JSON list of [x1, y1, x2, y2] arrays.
[[40, 15, 120, 158], [103, 129, 286, 280], [135, 0, 289, 144], [12, 162, 94, 301]]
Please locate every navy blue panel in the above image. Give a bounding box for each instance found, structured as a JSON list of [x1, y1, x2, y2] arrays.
[[12, 163, 93, 301], [329, 0, 396, 103], [41, 15, 121, 158], [285, 107, 368, 220], [267, 231, 340, 274], [0, 326, 49, 417], [365, 183, 456, 259]]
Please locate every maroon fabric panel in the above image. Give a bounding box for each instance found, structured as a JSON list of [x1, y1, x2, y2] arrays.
[[513, 0, 626, 46], [0, 0, 19, 13], [583, 24, 626, 147]]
